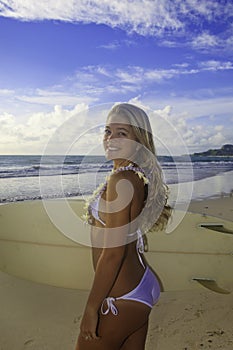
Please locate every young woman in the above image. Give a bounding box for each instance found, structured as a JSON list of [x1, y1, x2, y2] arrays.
[[75, 103, 171, 350]]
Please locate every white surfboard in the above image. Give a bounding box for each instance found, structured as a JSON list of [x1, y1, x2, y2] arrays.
[[0, 199, 232, 293]]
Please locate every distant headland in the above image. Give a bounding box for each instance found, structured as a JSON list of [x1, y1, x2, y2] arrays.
[[191, 144, 233, 157]]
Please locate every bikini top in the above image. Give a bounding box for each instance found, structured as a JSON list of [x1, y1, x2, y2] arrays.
[[91, 194, 106, 226]]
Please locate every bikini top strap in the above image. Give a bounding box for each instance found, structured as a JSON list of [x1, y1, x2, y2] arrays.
[[136, 229, 146, 269]]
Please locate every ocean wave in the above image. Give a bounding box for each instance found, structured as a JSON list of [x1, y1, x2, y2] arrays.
[[1, 155, 233, 204], [0, 159, 232, 179]]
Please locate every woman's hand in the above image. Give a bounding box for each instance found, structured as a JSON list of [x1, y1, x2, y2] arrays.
[[79, 306, 100, 341]]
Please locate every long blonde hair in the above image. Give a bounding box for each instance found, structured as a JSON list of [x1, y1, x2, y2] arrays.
[[107, 103, 172, 232]]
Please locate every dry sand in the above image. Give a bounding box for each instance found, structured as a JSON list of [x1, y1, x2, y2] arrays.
[[0, 195, 232, 349]]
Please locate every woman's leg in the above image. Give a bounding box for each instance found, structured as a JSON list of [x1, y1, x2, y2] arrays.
[[75, 300, 151, 350], [120, 321, 148, 350]]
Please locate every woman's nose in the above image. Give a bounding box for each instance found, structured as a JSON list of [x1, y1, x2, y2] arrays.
[[107, 132, 115, 140]]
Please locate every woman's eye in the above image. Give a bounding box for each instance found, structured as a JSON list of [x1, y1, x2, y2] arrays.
[[119, 132, 127, 137], [104, 129, 111, 135]]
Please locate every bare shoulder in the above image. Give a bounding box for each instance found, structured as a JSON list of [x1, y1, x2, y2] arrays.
[[107, 169, 145, 201]]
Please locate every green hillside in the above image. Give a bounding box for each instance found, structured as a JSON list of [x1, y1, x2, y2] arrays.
[[192, 144, 233, 156]]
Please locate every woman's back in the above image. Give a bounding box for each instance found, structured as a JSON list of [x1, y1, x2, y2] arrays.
[[90, 167, 148, 296]]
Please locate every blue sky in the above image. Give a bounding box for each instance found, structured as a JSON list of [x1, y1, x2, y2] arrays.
[[0, 0, 232, 155]]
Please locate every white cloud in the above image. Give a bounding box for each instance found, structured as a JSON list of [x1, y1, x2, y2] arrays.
[[191, 32, 218, 49], [98, 41, 121, 50], [180, 0, 232, 20], [207, 132, 226, 146], [0, 103, 88, 154], [226, 34, 233, 47], [0, 89, 15, 95], [1, 0, 232, 42], [146, 94, 233, 125], [99, 39, 137, 51], [214, 125, 224, 132], [199, 60, 233, 71], [0, 95, 232, 155], [173, 63, 190, 68], [17, 89, 97, 106], [0, 0, 232, 56], [0, 0, 183, 35], [69, 62, 233, 98], [1, 61, 232, 115], [120, 96, 232, 155], [100, 41, 120, 50], [132, 94, 233, 153]]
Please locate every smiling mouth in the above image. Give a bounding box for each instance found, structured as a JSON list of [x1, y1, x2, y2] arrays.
[[107, 147, 120, 151]]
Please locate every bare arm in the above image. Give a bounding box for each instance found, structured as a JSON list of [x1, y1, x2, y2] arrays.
[[86, 171, 133, 308], [80, 171, 134, 338]]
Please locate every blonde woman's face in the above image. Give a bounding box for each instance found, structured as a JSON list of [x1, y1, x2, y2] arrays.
[[103, 114, 138, 162]]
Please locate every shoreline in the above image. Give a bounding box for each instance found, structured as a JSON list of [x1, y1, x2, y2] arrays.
[[1, 169, 233, 206], [0, 191, 232, 222]]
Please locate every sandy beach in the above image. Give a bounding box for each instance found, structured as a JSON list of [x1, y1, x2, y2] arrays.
[[0, 195, 232, 349]]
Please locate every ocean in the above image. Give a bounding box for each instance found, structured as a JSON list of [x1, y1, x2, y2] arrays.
[[0, 155, 233, 205]]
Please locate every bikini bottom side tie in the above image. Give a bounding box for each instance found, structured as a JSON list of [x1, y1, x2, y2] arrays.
[[101, 297, 118, 316]]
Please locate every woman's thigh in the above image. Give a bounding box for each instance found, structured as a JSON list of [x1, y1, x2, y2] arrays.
[[76, 300, 151, 350], [120, 321, 148, 350]]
